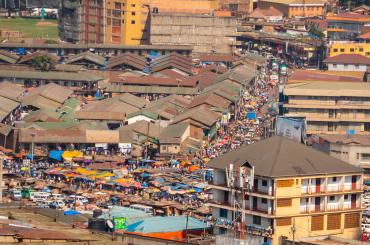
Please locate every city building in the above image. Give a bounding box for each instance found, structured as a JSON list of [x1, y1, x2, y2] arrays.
[[59, 0, 223, 46], [258, 0, 326, 18], [327, 12, 370, 43], [312, 134, 370, 168], [283, 81, 370, 135], [59, 0, 144, 45], [149, 12, 238, 53], [208, 136, 363, 245], [323, 54, 370, 72], [328, 43, 370, 57]]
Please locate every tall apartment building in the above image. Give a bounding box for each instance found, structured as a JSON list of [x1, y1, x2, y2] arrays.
[[59, 0, 223, 45], [59, 0, 143, 45], [209, 136, 363, 245], [283, 82, 370, 135]]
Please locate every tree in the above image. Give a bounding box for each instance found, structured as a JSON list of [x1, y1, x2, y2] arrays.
[[309, 26, 325, 40], [30, 55, 55, 71]]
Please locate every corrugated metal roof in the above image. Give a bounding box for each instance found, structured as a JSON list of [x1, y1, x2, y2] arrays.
[[0, 69, 102, 82], [65, 51, 106, 66]]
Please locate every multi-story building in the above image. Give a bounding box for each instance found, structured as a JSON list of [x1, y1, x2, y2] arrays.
[[283, 81, 370, 135], [209, 136, 363, 245], [327, 12, 370, 43], [59, 0, 143, 45], [59, 0, 222, 45], [258, 0, 326, 18], [312, 134, 370, 168], [328, 43, 370, 57]]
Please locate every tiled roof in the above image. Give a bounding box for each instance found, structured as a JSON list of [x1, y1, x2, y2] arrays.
[[18, 51, 59, 64], [248, 7, 283, 18], [112, 75, 197, 87], [64, 51, 106, 66], [209, 136, 361, 177], [324, 54, 370, 65]]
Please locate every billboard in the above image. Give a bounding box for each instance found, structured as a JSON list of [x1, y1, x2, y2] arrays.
[[113, 217, 127, 231], [276, 116, 305, 143]]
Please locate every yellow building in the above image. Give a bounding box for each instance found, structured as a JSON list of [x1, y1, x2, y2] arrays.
[[329, 43, 370, 57], [209, 136, 363, 245], [105, 0, 143, 45]]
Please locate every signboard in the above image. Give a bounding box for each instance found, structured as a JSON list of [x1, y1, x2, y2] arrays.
[[113, 217, 127, 231], [276, 116, 305, 143]]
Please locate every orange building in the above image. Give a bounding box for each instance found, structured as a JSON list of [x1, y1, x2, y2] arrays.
[[258, 0, 326, 18]]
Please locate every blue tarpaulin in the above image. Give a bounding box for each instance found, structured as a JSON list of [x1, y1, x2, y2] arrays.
[[246, 111, 256, 120], [64, 210, 81, 216], [49, 150, 63, 161]]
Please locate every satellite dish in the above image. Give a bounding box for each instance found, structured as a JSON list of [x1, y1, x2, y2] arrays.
[[107, 220, 113, 229]]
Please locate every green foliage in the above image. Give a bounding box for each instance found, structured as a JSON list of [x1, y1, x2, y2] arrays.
[[309, 26, 325, 40], [31, 55, 55, 71]]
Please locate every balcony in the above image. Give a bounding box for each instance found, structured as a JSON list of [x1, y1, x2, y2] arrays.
[[327, 184, 343, 193], [300, 204, 325, 213], [343, 183, 362, 191], [208, 199, 274, 215]]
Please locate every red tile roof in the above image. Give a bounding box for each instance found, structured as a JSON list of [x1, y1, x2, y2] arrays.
[[248, 7, 283, 18], [323, 54, 370, 65], [358, 32, 370, 40]]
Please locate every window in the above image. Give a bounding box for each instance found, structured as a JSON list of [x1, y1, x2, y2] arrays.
[[350, 48, 354, 52], [329, 196, 335, 201], [333, 48, 338, 52], [356, 153, 360, 159], [344, 64, 348, 68], [366, 52, 370, 56], [114, 2, 121, 9], [359, 48, 363, 52], [361, 153, 370, 161], [333, 177, 337, 182], [333, 64, 337, 68], [344, 194, 348, 200], [253, 215, 261, 225], [131, 4, 135, 7], [355, 65, 359, 69], [219, 208, 227, 218], [131, 20, 135, 24], [261, 198, 267, 204], [131, 12, 135, 15], [262, 180, 268, 186], [340, 48, 344, 52], [63, 82, 69, 86], [122, 19, 124, 23]]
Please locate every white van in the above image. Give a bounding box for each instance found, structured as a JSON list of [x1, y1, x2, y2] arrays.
[[130, 204, 153, 214], [68, 195, 89, 205], [31, 192, 51, 202]]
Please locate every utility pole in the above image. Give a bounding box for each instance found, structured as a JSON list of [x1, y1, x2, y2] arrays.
[[291, 218, 296, 244], [0, 153, 4, 203]]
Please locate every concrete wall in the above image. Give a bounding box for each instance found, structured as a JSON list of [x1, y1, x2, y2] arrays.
[[328, 64, 368, 72], [149, 13, 238, 53]]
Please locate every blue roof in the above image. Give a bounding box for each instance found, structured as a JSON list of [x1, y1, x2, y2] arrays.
[[126, 216, 209, 234], [98, 206, 152, 225]]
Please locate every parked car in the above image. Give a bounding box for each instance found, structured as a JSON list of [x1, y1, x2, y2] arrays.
[[49, 200, 66, 209]]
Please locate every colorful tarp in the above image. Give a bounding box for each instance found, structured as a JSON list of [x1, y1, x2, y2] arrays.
[[62, 151, 83, 162]]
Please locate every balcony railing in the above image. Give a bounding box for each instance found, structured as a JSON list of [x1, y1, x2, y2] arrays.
[[301, 203, 361, 213], [300, 204, 325, 213], [301, 183, 362, 194]]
